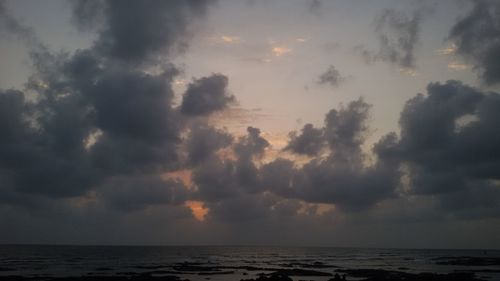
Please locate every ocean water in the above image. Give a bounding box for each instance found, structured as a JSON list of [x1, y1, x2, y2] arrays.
[[0, 245, 499, 280]]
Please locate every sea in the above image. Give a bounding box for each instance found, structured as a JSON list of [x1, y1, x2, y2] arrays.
[[0, 245, 499, 281]]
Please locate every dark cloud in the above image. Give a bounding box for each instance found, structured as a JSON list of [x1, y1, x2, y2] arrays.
[[193, 99, 399, 215], [192, 156, 241, 202], [270, 99, 399, 211], [269, 81, 500, 216], [317, 65, 346, 87], [2, 0, 500, 247], [324, 98, 370, 151], [185, 123, 233, 166], [232, 127, 269, 193], [205, 193, 277, 223], [91, 69, 179, 142], [33, 50, 182, 179], [0, 0, 217, 202], [448, 0, 500, 84], [291, 157, 399, 212], [192, 126, 269, 203], [260, 158, 296, 197], [0, 195, 197, 245], [72, 0, 214, 64], [99, 175, 188, 212], [234, 126, 270, 159], [181, 74, 235, 116], [0, 84, 97, 198], [382, 80, 500, 216], [359, 9, 421, 69], [284, 123, 325, 156]]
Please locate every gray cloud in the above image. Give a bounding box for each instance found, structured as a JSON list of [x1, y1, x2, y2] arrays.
[[358, 9, 421, 69], [382, 80, 500, 216], [205, 193, 277, 223], [99, 175, 188, 212], [267, 99, 400, 211], [91, 70, 180, 142], [324, 98, 371, 156], [291, 157, 399, 212], [284, 123, 325, 156], [1, 0, 500, 247], [192, 156, 241, 202], [192, 126, 269, 203], [448, 0, 500, 84], [192, 99, 399, 216], [0, 0, 217, 203], [376, 9, 421, 69], [317, 65, 345, 87], [185, 122, 233, 166], [181, 74, 235, 116], [234, 126, 270, 159], [260, 158, 296, 197], [0, 84, 97, 198], [0, 0, 43, 49], [275, 81, 500, 216], [72, 0, 214, 64]]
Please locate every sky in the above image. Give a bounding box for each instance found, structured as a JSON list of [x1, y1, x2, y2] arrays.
[[0, 0, 499, 249]]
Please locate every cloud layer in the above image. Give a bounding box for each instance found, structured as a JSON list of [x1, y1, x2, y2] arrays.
[[0, 0, 499, 247], [448, 0, 500, 84]]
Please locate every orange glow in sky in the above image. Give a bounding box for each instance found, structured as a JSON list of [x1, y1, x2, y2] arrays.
[[271, 46, 292, 57], [185, 200, 208, 221]]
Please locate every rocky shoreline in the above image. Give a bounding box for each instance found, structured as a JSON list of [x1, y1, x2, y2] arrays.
[[2, 255, 499, 281], [0, 268, 489, 281]]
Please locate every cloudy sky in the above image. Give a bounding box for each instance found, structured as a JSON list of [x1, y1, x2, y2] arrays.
[[1, 0, 500, 249]]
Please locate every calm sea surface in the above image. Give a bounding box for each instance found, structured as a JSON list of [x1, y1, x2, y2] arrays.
[[0, 245, 499, 281]]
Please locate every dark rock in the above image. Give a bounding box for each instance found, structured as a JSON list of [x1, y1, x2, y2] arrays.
[[172, 263, 219, 272], [336, 268, 485, 281], [241, 272, 293, 281], [272, 269, 332, 276]]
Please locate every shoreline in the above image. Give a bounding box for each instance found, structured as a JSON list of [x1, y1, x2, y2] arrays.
[[0, 267, 493, 281]]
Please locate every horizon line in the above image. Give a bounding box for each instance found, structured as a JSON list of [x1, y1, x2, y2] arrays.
[[1, 243, 498, 251]]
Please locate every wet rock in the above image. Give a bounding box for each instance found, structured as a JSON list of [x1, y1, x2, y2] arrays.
[[172, 263, 219, 272], [336, 268, 485, 281], [241, 272, 293, 281], [272, 269, 332, 276]]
